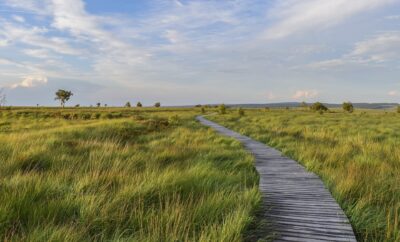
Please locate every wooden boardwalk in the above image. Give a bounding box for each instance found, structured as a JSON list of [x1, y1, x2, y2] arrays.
[[197, 116, 357, 242]]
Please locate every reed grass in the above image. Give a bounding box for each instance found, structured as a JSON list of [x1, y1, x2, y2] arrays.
[[209, 108, 400, 242]]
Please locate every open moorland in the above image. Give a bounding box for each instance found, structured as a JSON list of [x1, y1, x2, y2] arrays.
[[0, 107, 260, 241], [0, 106, 399, 241], [209, 108, 400, 242]]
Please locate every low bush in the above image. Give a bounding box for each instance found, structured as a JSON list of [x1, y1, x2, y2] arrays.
[[310, 102, 328, 112]]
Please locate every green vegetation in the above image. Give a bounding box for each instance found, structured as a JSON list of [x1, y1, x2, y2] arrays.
[[238, 108, 245, 117], [154, 102, 161, 108], [124, 102, 131, 108], [55, 90, 73, 108], [310, 102, 328, 112], [136, 102, 143, 108], [209, 108, 400, 242], [0, 107, 260, 241], [219, 104, 227, 114], [0, 88, 6, 107], [343, 102, 354, 113]]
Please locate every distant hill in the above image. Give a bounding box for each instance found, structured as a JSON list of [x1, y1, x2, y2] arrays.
[[184, 102, 399, 110]]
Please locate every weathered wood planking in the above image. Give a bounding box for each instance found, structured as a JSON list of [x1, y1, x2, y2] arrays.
[[196, 116, 357, 242]]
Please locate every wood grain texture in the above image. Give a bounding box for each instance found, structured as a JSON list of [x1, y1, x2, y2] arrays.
[[197, 116, 357, 242]]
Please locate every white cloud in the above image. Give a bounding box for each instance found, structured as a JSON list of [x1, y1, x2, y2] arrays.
[[11, 75, 48, 88], [350, 32, 400, 62], [388, 90, 399, 96], [293, 90, 319, 99], [164, 30, 181, 44], [385, 15, 400, 20], [12, 15, 25, 23], [0, 21, 82, 55], [308, 32, 400, 69], [22, 49, 52, 59], [264, 0, 396, 39]]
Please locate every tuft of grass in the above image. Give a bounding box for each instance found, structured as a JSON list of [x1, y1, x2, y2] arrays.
[[209, 108, 400, 242], [0, 108, 261, 241]]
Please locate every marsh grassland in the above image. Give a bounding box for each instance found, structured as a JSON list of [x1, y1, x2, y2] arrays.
[[0, 108, 260, 241], [209, 108, 400, 242]]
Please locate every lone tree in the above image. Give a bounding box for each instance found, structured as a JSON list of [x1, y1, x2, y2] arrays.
[[125, 102, 131, 108], [154, 102, 161, 108], [343, 102, 354, 113], [300, 101, 308, 109], [55, 89, 73, 108], [0, 88, 6, 107], [238, 107, 245, 116], [96, 102, 101, 108], [219, 104, 226, 114], [310, 102, 328, 112], [137, 102, 143, 107]]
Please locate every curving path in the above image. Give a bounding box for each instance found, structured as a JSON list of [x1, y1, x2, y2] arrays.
[[197, 116, 357, 242]]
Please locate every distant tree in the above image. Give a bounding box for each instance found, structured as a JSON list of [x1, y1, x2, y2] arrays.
[[104, 104, 108, 107], [137, 102, 143, 107], [310, 102, 328, 112], [125, 102, 131, 108], [219, 104, 226, 114], [154, 102, 161, 108], [238, 107, 245, 116], [55, 89, 73, 108], [96, 102, 101, 108], [343, 102, 354, 113], [75, 104, 80, 108], [0, 88, 6, 107], [300, 101, 308, 109], [195, 104, 202, 108]]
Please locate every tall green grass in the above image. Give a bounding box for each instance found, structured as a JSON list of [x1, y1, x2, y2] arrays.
[[0, 108, 260, 241], [209, 109, 399, 242]]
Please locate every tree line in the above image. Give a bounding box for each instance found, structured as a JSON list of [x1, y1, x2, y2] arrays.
[[54, 89, 160, 108]]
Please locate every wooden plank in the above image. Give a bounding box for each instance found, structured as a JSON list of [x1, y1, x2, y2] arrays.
[[196, 116, 357, 242]]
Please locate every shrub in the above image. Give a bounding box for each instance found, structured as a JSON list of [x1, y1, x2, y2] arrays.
[[154, 102, 161, 108], [125, 102, 131, 108], [61, 113, 71, 120], [168, 115, 180, 125], [343, 102, 354, 113], [310, 102, 328, 112], [219, 104, 226, 114], [145, 117, 169, 130], [72, 113, 79, 120], [137, 102, 143, 108], [103, 113, 113, 119], [238, 108, 245, 116], [397, 106, 400, 113], [201, 107, 206, 114], [80, 113, 91, 120], [92, 113, 101, 119]]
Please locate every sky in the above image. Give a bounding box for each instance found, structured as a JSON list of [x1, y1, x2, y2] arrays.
[[0, 0, 400, 106]]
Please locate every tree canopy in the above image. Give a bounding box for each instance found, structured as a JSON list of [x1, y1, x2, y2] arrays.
[[310, 102, 328, 112], [343, 102, 354, 113], [55, 89, 73, 108]]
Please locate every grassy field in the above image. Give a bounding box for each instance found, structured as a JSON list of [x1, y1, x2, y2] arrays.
[[0, 107, 261, 241], [208, 108, 400, 242]]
